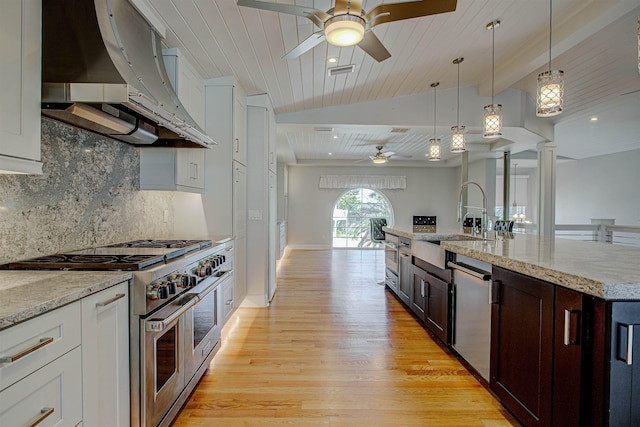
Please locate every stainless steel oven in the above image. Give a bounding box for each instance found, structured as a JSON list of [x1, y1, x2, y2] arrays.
[[142, 297, 192, 427]]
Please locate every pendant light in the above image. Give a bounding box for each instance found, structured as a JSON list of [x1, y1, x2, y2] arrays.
[[428, 82, 441, 161], [536, 0, 564, 116], [451, 57, 466, 153], [484, 20, 502, 138]]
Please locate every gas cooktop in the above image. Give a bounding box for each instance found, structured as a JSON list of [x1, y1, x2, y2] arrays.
[[2, 239, 213, 271], [5, 253, 165, 271]]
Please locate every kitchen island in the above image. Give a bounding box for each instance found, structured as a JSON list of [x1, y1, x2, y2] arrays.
[[383, 225, 640, 426]]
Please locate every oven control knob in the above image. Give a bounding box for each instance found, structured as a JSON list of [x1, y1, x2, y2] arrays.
[[147, 286, 159, 300], [167, 281, 177, 294], [157, 285, 169, 299]]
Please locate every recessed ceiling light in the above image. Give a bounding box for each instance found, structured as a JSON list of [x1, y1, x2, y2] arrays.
[[333, 135, 338, 139], [327, 57, 338, 63], [328, 152, 333, 156], [590, 116, 598, 122]]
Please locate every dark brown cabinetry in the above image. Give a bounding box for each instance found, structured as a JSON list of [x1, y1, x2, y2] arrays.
[[607, 302, 640, 426], [413, 258, 451, 344], [491, 266, 555, 426], [491, 266, 588, 426]]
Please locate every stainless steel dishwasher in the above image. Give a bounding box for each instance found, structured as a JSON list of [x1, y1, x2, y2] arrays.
[[448, 256, 492, 381]]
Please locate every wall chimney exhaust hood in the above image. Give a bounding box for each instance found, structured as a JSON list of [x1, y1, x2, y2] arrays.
[[41, 0, 215, 148]]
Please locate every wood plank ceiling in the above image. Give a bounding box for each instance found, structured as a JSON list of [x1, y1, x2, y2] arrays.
[[144, 0, 640, 165]]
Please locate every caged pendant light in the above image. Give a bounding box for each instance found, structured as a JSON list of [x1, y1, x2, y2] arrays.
[[484, 20, 502, 138], [428, 82, 441, 161], [451, 57, 466, 153], [536, 0, 564, 117]]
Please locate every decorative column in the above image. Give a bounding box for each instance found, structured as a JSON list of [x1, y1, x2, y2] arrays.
[[537, 141, 557, 237]]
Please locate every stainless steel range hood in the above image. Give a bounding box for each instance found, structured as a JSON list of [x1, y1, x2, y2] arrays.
[[41, 0, 215, 148]]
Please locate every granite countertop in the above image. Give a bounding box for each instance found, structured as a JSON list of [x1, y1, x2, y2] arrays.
[[0, 271, 132, 330], [383, 225, 640, 301]]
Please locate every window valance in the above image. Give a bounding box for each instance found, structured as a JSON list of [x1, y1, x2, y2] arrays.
[[319, 175, 406, 190]]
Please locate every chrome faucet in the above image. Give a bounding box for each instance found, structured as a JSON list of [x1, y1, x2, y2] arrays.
[[457, 181, 488, 239]]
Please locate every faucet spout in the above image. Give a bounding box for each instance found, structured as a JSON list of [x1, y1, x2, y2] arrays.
[[457, 181, 488, 238]]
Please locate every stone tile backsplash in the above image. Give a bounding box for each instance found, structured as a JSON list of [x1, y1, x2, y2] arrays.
[[0, 118, 174, 264]]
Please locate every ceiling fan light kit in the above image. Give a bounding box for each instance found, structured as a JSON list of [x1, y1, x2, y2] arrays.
[[536, 0, 564, 117], [484, 19, 502, 139], [451, 57, 466, 152], [237, 0, 456, 62], [324, 15, 365, 46]]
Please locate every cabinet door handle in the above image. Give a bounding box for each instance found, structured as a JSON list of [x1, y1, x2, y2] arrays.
[[193, 163, 199, 179], [618, 323, 634, 365], [30, 407, 54, 427], [226, 299, 233, 306], [563, 309, 581, 345], [235, 138, 240, 153], [420, 279, 425, 298], [96, 293, 126, 307], [489, 279, 500, 304], [0, 337, 54, 363]]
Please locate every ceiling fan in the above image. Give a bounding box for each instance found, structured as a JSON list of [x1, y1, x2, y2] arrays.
[[365, 145, 411, 163], [237, 0, 457, 62]]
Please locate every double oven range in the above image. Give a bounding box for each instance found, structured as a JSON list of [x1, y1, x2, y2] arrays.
[[4, 238, 234, 427]]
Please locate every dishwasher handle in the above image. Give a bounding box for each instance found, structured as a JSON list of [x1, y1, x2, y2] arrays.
[[448, 261, 491, 281]]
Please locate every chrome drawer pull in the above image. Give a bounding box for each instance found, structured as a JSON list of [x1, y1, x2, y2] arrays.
[[30, 407, 54, 427], [0, 337, 54, 363], [563, 309, 581, 346], [226, 299, 233, 305], [96, 293, 126, 307], [619, 323, 634, 365]]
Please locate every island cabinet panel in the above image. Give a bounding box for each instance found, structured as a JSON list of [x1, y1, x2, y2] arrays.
[[553, 286, 588, 427], [490, 266, 555, 427], [608, 302, 640, 426]]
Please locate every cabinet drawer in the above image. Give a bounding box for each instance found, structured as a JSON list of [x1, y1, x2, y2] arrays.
[[0, 346, 82, 426], [0, 302, 81, 390]]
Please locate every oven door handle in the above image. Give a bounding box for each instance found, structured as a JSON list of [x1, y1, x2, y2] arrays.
[[384, 242, 397, 250], [146, 298, 196, 332]]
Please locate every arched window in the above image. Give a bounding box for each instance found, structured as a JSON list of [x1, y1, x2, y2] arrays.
[[332, 188, 393, 248]]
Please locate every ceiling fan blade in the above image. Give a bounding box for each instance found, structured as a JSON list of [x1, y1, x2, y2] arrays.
[[334, 0, 349, 15], [388, 154, 413, 159], [357, 31, 391, 62], [348, 0, 363, 16], [283, 31, 326, 59], [382, 151, 396, 157], [237, 0, 330, 28], [365, 0, 457, 28]]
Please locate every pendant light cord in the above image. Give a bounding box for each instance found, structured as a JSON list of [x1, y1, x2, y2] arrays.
[[548, 0, 553, 72], [491, 20, 495, 105], [433, 85, 437, 137], [456, 61, 460, 126]]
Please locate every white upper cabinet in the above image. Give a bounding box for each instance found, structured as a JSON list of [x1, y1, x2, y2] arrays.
[[0, 0, 43, 174], [205, 77, 247, 166], [162, 48, 205, 130], [140, 148, 206, 193]]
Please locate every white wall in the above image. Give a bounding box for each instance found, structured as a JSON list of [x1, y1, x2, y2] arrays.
[[556, 149, 640, 225], [287, 165, 460, 248]]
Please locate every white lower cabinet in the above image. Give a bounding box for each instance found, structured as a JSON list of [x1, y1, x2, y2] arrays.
[[81, 282, 130, 427], [0, 346, 82, 426], [0, 281, 130, 427]]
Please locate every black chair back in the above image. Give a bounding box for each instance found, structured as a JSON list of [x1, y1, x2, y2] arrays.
[[370, 218, 387, 242]]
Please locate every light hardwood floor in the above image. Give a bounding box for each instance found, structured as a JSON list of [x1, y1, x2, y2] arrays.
[[173, 249, 519, 426]]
